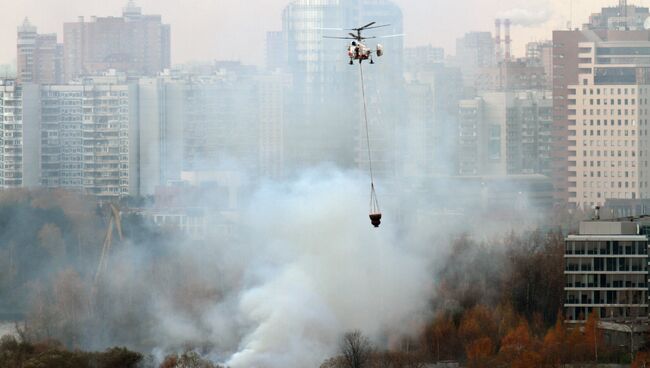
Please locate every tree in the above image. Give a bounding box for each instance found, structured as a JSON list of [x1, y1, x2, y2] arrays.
[[498, 319, 539, 367], [52, 268, 90, 348], [160, 351, 222, 368], [94, 347, 142, 368], [340, 330, 373, 368], [501, 231, 565, 326], [458, 305, 496, 344], [465, 337, 493, 368], [374, 351, 426, 368], [421, 313, 458, 361], [566, 322, 589, 362], [38, 223, 66, 259], [633, 351, 650, 368], [583, 309, 603, 363], [541, 312, 567, 367]]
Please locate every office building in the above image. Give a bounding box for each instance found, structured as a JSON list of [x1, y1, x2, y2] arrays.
[[568, 40, 650, 208], [458, 91, 552, 176], [587, 2, 650, 30], [551, 5, 650, 206], [565, 219, 649, 322]]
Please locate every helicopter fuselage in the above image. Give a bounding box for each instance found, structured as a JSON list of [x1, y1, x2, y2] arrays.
[[348, 42, 372, 61]]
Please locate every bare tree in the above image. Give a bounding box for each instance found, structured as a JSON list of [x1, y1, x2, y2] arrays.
[[340, 330, 373, 368]]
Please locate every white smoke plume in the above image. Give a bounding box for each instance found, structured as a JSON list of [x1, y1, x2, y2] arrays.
[[498, 8, 553, 27], [134, 169, 435, 367], [223, 170, 433, 367]]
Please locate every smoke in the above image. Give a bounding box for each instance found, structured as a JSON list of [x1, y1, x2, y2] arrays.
[[2, 166, 550, 368], [123, 168, 434, 367], [497, 8, 553, 27], [221, 170, 433, 367]]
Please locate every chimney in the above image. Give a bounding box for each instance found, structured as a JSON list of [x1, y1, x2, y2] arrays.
[[495, 19, 502, 63], [504, 19, 512, 62]]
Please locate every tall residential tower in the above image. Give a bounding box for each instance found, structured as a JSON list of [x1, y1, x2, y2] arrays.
[[17, 18, 63, 84]]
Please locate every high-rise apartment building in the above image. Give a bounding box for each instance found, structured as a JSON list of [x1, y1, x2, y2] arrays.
[[40, 81, 139, 200], [17, 18, 63, 84], [137, 76, 183, 196], [403, 64, 462, 176], [458, 91, 552, 176], [509, 91, 553, 176], [455, 32, 495, 89], [475, 59, 547, 92], [525, 41, 553, 89], [403, 45, 444, 71], [265, 31, 286, 72], [0, 80, 41, 188], [138, 67, 287, 194], [63, 1, 171, 81], [258, 72, 287, 179], [568, 40, 650, 208]]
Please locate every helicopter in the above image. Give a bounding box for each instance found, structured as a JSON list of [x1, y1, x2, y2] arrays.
[[322, 22, 403, 65]]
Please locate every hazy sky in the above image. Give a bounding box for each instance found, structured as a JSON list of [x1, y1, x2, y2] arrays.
[[1, 0, 648, 66]]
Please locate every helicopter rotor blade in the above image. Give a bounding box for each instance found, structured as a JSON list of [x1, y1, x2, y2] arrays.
[[364, 24, 391, 30], [357, 21, 376, 30], [375, 34, 404, 39], [323, 36, 356, 40], [348, 33, 359, 38], [315, 27, 347, 31]]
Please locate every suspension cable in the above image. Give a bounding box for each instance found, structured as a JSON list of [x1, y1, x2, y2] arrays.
[[359, 62, 374, 185], [358, 62, 380, 213]]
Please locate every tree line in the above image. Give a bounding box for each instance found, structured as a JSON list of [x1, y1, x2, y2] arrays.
[[322, 228, 650, 367]]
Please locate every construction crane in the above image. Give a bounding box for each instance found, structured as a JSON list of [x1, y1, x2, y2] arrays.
[[93, 203, 123, 288]]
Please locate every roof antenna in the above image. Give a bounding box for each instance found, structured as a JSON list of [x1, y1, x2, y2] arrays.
[[569, 0, 573, 30]]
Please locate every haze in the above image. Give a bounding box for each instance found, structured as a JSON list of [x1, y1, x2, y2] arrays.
[[0, 0, 642, 66]]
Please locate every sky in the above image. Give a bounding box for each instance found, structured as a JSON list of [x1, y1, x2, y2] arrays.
[[1, 0, 649, 66]]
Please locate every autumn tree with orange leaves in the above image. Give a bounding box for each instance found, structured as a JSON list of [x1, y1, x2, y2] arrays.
[[633, 351, 650, 368], [498, 319, 542, 368]]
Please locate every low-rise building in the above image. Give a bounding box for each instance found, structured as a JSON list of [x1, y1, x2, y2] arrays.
[[565, 218, 649, 322]]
